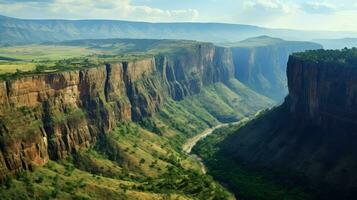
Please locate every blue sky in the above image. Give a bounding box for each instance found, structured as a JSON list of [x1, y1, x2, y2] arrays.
[[0, 0, 356, 31]]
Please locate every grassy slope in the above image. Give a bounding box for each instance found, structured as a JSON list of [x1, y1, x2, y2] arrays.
[[0, 122, 233, 200], [153, 79, 273, 140], [193, 110, 313, 200]]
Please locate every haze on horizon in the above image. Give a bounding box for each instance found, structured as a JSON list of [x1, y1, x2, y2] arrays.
[[0, 0, 357, 32]]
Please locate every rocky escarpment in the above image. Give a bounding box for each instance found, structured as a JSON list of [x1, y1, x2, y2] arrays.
[[219, 49, 357, 199], [230, 36, 322, 101], [0, 43, 236, 179], [287, 56, 357, 129]]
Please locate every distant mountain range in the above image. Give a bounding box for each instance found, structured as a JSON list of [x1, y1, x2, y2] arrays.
[[1, 14, 357, 45]]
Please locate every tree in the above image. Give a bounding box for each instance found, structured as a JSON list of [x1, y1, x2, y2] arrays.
[[35, 64, 46, 73], [4, 176, 13, 189], [139, 158, 146, 165], [14, 69, 22, 76]]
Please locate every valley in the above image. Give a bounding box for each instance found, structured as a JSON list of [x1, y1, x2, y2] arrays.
[[182, 112, 255, 176], [0, 38, 277, 199], [194, 48, 357, 200], [182, 121, 248, 154]]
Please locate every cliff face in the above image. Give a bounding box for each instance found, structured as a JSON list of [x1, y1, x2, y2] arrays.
[[220, 50, 357, 199], [230, 37, 322, 101], [287, 56, 357, 129], [0, 44, 234, 178]]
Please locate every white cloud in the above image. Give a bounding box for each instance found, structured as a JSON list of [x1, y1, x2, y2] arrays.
[[300, 2, 337, 14], [243, 0, 298, 14], [0, 0, 199, 22], [233, 0, 299, 25]]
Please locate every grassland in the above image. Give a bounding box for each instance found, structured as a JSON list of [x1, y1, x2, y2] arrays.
[[0, 39, 202, 78], [0, 45, 103, 61], [0, 44, 103, 77], [0, 62, 37, 74], [59, 38, 203, 55]]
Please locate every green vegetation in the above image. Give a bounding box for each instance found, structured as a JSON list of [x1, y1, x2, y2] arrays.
[[192, 80, 273, 121], [50, 107, 86, 125], [0, 45, 101, 61], [193, 113, 313, 200], [142, 80, 273, 157], [0, 122, 234, 200], [0, 107, 44, 144], [0, 39, 204, 80], [292, 47, 357, 67], [0, 57, 100, 80], [60, 38, 204, 56]]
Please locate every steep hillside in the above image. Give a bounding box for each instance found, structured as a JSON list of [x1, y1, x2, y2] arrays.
[[0, 122, 234, 199], [199, 48, 357, 200], [0, 15, 356, 44], [225, 36, 322, 101], [0, 40, 272, 199]]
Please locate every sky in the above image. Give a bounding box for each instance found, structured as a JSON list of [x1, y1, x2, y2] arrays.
[[0, 0, 357, 31]]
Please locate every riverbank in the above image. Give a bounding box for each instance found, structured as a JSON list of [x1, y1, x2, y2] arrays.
[[182, 117, 250, 174]]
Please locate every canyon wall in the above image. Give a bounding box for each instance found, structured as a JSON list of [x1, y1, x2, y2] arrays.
[[221, 50, 357, 199], [231, 38, 322, 101], [287, 56, 357, 129], [0, 44, 235, 179]]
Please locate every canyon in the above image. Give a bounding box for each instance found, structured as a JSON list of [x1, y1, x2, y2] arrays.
[[0, 37, 331, 199], [0, 43, 236, 178], [202, 48, 357, 200]]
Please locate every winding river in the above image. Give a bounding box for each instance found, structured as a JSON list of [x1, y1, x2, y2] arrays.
[[182, 117, 250, 174]]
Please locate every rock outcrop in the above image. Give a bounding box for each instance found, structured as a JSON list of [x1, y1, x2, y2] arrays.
[[0, 43, 236, 179]]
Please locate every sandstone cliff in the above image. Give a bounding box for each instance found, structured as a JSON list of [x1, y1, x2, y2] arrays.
[[0, 43, 236, 179]]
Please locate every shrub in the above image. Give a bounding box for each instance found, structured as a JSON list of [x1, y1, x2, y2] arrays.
[[35, 64, 46, 73], [51, 188, 59, 198], [139, 158, 146, 165], [4, 176, 13, 189], [35, 175, 44, 183]]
